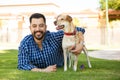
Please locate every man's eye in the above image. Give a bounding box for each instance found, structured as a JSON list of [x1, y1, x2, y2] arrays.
[[32, 25, 37, 28], [39, 24, 45, 27]]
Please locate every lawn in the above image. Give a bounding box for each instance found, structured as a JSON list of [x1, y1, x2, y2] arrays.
[[0, 49, 120, 80]]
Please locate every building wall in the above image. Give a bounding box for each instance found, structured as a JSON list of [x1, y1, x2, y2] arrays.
[[0, 3, 120, 48]]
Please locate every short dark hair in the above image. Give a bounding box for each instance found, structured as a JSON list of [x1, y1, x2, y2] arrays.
[[29, 13, 46, 24]]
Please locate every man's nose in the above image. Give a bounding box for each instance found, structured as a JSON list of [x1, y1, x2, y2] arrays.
[[36, 26, 40, 30]]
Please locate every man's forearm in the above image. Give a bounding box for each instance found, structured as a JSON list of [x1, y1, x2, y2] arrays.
[[31, 68, 44, 72], [31, 64, 57, 72]]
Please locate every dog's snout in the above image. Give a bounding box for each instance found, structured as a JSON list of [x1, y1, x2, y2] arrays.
[[54, 21, 57, 26]]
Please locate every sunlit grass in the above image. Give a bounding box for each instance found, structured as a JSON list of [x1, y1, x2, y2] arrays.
[[0, 49, 120, 80]]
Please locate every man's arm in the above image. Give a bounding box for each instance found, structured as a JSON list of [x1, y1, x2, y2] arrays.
[[18, 45, 37, 70], [31, 64, 57, 72], [69, 27, 85, 55], [18, 43, 57, 72]]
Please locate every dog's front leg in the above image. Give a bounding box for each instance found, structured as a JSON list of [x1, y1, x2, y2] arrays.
[[69, 52, 72, 68], [63, 49, 67, 71], [73, 55, 78, 71]]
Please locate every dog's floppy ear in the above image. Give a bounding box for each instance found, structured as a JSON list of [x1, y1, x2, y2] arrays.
[[66, 15, 72, 22]]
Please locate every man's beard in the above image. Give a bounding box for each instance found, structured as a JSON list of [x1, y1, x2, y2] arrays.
[[33, 31, 45, 40]]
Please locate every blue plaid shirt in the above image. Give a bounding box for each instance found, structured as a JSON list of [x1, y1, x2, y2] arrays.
[[18, 27, 85, 70]]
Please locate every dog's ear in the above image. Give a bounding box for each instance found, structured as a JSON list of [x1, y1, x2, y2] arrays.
[[66, 15, 72, 22]]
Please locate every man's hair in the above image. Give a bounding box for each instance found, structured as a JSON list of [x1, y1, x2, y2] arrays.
[[29, 13, 46, 24]]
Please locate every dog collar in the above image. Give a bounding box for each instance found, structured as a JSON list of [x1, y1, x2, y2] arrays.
[[64, 30, 76, 36]]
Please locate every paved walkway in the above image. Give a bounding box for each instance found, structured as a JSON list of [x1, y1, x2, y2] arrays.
[[89, 50, 120, 60]]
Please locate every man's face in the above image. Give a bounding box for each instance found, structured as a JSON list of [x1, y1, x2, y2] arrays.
[[30, 18, 47, 40]]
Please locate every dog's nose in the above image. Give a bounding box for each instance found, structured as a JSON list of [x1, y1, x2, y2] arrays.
[[54, 21, 57, 26]]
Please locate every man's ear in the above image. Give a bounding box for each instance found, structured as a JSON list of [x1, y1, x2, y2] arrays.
[[45, 25, 47, 30], [66, 15, 72, 22], [29, 26, 31, 29]]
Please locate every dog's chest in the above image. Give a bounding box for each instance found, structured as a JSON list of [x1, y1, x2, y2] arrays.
[[62, 35, 76, 48]]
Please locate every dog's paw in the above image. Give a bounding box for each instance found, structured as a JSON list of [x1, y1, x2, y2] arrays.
[[64, 67, 67, 71], [73, 66, 77, 71]]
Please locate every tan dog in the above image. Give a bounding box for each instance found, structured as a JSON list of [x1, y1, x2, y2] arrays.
[[54, 14, 92, 71]]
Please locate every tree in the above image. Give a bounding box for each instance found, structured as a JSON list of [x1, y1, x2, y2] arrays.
[[100, 0, 120, 10], [99, 0, 120, 45]]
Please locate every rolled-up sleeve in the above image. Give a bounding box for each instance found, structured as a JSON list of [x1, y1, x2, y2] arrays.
[[76, 27, 85, 34]]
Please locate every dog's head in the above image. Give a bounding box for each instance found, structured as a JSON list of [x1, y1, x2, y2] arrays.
[[54, 14, 73, 30]]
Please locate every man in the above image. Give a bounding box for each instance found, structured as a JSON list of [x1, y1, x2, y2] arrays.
[[18, 13, 85, 72]]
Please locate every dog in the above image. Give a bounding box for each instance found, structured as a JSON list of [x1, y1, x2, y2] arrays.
[[54, 14, 92, 71]]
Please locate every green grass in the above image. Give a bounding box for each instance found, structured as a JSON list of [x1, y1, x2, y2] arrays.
[[0, 49, 120, 80]]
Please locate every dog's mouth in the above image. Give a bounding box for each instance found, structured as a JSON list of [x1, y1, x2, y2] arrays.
[[56, 25, 64, 30], [54, 21, 65, 30]]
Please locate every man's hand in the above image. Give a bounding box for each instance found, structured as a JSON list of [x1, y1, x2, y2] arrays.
[[43, 64, 57, 72], [68, 44, 84, 55], [31, 64, 57, 72], [69, 31, 84, 55]]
